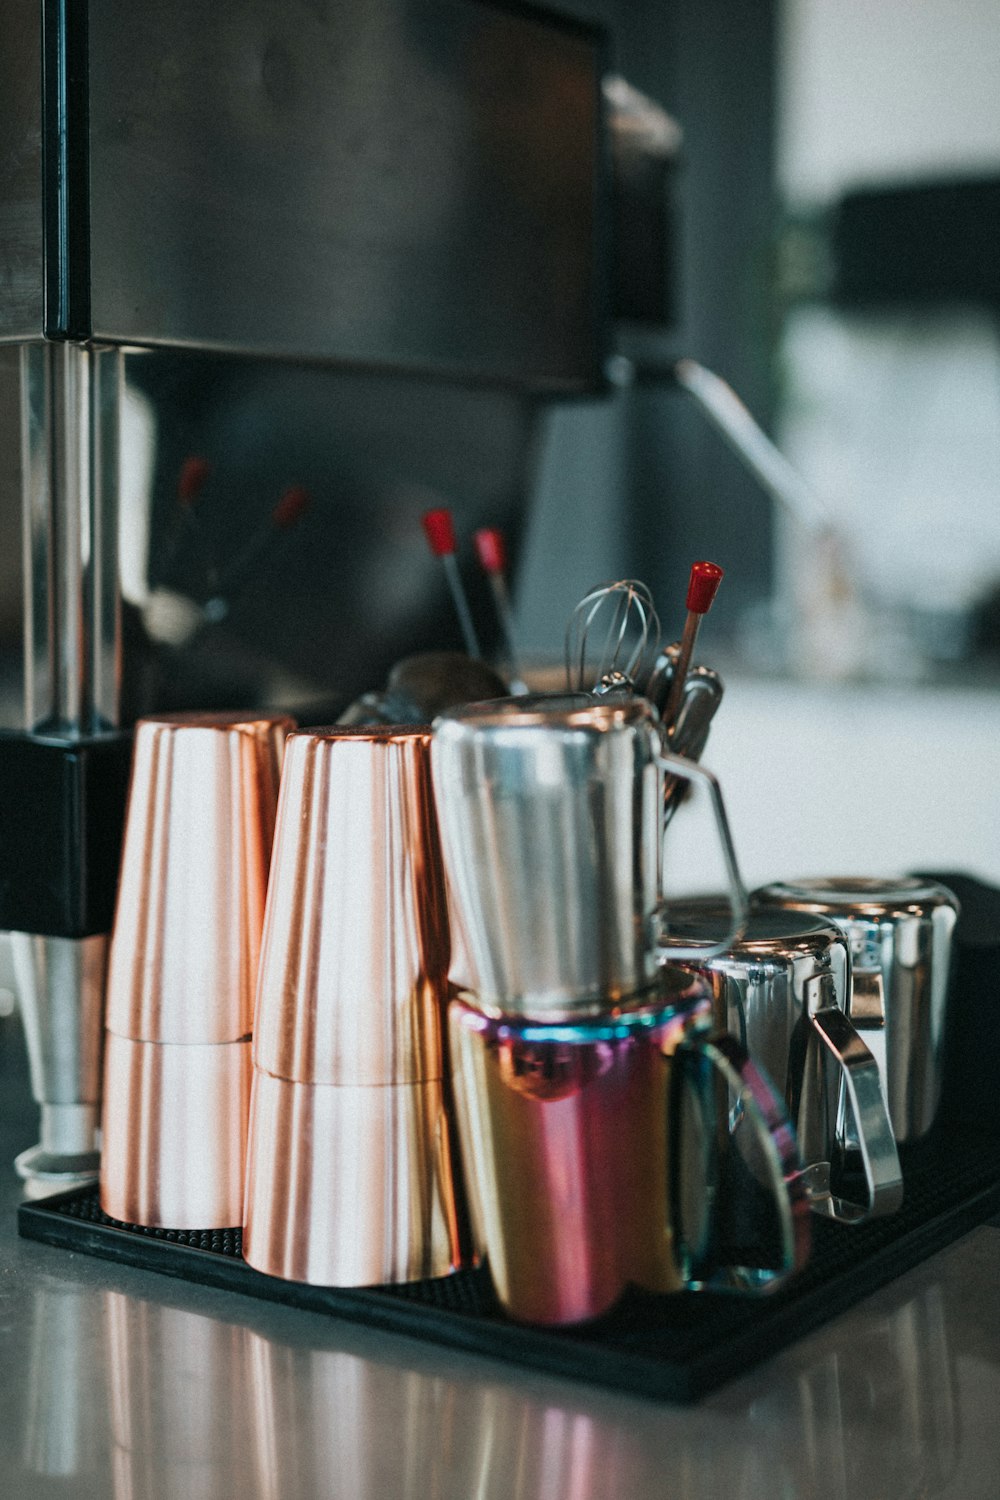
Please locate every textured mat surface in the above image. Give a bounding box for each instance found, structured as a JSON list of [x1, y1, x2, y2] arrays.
[[19, 1124, 1000, 1403]]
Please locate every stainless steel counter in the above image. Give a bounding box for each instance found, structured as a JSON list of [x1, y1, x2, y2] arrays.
[[1, 1013, 998, 1500]]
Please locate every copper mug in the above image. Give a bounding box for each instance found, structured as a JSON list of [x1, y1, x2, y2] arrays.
[[242, 725, 466, 1287], [100, 711, 292, 1230]]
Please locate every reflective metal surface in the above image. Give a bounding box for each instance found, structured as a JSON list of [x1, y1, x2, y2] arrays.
[[244, 724, 463, 1286], [0, 0, 42, 341], [792, 984, 905, 1222], [78, 1, 606, 387], [19, 1274, 112, 1483], [100, 1032, 251, 1229], [243, 1068, 463, 1286], [105, 712, 292, 1045], [2, 1029, 999, 1500], [664, 904, 903, 1223], [105, 1290, 260, 1500], [755, 877, 960, 1142], [6, 1245, 991, 1500], [252, 727, 448, 1087], [10, 932, 107, 1188], [20, 343, 123, 734], [448, 982, 808, 1325], [10, 341, 125, 1188], [247, 1327, 471, 1500], [1, 1, 605, 381], [431, 695, 746, 1019]]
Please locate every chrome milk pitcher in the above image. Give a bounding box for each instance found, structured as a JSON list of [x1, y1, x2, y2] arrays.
[[754, 878, 959, 1143], [662, 902, 904, 1224], [430, 693, 746, 1016]]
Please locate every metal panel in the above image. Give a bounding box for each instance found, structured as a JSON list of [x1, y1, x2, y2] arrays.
[[117, 352, 540, 718], [0, 0, 44, 341], [85, 0, 607, 389]]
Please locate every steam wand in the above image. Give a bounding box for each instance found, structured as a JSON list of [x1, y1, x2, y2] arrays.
[[607, 355, 831, 534]]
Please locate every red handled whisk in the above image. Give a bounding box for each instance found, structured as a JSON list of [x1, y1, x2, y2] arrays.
[[663, 561, 724, 735], [421, 507, 481, 660], [474, 527, 527, 692]]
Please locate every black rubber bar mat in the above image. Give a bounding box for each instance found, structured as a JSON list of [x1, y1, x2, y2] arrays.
[[18, 1125, 1000, 1404], [19, 871, 1000, 1402]]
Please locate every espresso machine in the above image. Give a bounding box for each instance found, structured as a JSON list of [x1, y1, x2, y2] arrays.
[[0, 0, 693, 1189], [1, 0, 805, 1194]]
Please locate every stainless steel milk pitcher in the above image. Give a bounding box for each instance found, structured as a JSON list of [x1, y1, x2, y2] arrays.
[[430, 694, 747, 1018], [662, 902, 904, 1224], [754, 878, 960, 1143]]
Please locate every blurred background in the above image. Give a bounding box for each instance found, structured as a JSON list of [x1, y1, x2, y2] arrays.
[[1, 0, 998, 928]]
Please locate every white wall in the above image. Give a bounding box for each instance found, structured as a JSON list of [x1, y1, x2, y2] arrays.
[[779, 0, 1000, 203], [775, 0, 1000, 643], [664, 675, 1000, 894]]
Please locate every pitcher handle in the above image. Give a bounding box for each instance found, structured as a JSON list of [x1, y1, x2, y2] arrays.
[[669, 1028, 811, 1291], [790, 996, 904, 1223], [653, 748, 748, 961]]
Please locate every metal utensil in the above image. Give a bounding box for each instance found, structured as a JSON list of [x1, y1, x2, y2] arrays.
[[645, 645, 725, 826], [449, 971, 810, 1324], [100, 710, 292, 1229], [421, 507, 481, 660], [662, 900, 904, 1223], [564, 578, 661, 697], [336, 652, 509, 727], [754, 877, 960, 1142], [661, 561, 724, 734], [473, 527, 528, 693]]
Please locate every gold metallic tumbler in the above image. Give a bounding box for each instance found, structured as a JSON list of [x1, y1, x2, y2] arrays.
[[449, 973, 811, 1326], [243, 726, 464, 1286], [100, 712, 292, 1229]]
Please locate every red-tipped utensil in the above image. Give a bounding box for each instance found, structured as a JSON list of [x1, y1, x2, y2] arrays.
[[177, 455, 212, 506], [271, 483, 311, 531], [474, 527, 526, 692], [206, 485, 313, 619], [422, 507, 481, 660], [663, 561, 724, 735]]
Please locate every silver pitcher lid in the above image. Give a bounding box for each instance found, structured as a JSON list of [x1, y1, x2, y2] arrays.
[[432, 692, 659, 735], [661, 897, 843, 958], [753, 876, 959, 921]]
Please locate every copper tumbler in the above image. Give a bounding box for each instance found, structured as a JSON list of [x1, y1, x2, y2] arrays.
[[100, 712, 292, 1229], [242, 726, 465, 1286]]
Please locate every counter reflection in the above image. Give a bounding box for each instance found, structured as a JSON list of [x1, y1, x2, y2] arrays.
[[10, 1263, 977, 1500]]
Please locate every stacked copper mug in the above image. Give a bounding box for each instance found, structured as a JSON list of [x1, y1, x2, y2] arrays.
[[242, 725, 466, 1286], [100, 711, 292, 1228]]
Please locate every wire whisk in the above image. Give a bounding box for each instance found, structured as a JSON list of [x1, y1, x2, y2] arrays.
[[565, 579, 661, 697]]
